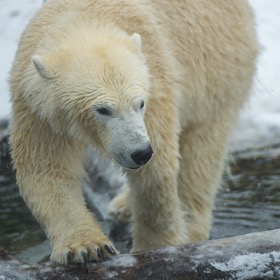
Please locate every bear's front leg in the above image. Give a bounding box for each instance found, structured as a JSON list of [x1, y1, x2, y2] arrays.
[[48, 193, 117, 264], [10, 118, 117, 264], [126, 99, 188, 251], [127, 149, 188, 251]]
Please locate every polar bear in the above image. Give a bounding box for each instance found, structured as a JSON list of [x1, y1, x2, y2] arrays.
[[9, 0, 259, 264]]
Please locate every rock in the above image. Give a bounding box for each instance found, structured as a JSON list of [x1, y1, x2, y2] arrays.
[[0, 229, 280, 279]]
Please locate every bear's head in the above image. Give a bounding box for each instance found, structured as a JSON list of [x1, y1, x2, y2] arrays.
[[29, 32, 153, 169]]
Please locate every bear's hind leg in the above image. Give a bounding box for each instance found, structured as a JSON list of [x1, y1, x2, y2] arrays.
[[108, 186, 131, 223], [177, 118, 233, 242]]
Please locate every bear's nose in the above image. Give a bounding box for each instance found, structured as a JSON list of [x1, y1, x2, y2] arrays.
[[131, 145, 153, 166]]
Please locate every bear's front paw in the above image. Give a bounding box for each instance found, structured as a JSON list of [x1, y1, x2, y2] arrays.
[[50, 234, 118, 264]]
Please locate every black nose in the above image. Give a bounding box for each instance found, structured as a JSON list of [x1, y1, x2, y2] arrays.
[[131, 145, 153, 166]]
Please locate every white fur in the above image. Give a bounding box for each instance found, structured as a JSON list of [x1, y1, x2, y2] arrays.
[[9, 0, 259, 264]]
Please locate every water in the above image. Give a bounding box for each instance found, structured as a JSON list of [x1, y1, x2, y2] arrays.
[[212, 178, 280, 239], [212, 144, 280, 239], [0, 176, 46, 261], [0, 142, 280, 264]]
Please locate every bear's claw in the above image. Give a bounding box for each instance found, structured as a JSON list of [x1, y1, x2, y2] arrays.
[[51, 241, 119, 264], [67, 251, 73, 263], [81, 251, 89, 262], [105, 244, 116, 255], [96, 248, 102, 259]]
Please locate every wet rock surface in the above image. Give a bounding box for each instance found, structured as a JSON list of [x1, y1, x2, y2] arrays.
[[212, 143, 280, 239], [1, 230, 280, 280], [1, 119, 280, 265]]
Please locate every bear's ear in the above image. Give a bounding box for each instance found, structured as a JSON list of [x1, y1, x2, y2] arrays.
[[131, 33, 142, 52], [32, 54, 57, 79]]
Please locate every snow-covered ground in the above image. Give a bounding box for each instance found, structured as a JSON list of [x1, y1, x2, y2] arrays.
[[0, 0, 42, 118], [234, 0, 280, 147], [0, 0, 279, 146]]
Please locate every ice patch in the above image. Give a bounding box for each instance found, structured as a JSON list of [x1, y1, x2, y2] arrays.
[[211, 251, 280, 280], [37, 266, 53, 274], [159, 246, 180, 255], [108, 254, 137, 267], [0, 263, 35, 280], [271, 251, 280, 261], [105, 271, 118, 278], [102, 254, 137, 278]]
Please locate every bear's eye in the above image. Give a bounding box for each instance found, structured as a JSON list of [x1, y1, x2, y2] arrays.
[[140, 100, 145, 109], [96, 107, 112, 116]]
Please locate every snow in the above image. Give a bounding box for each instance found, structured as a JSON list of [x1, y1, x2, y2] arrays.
[[211, 251, 280, 280], [0, 0, 42, 118], [106, 254, 137, 267], [231, 0, 280, 148], [0, 0, 280, 147], [159, 246, 180, 255], [102, 254, 137, 278], [0, 263, 35, 280]]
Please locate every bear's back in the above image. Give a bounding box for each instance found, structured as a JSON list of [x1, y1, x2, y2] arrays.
[[10, 0, 259, 127]]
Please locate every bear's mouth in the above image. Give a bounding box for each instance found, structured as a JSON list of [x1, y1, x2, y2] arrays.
[[126, 166, 141, 170], [117, 160, 141, 170], [114, 155, 142, 170]]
